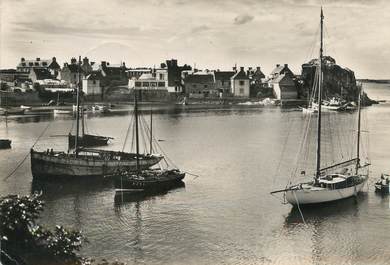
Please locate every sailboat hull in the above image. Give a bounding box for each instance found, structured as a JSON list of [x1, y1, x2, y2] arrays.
[[30, 149, 163, 179], [68, 134, 111, 148], [0, 139, 11, 149], [285, 176, 368, 205]]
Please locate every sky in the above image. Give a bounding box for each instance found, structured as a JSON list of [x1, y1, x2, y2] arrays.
[[0, 0, 389, 79]]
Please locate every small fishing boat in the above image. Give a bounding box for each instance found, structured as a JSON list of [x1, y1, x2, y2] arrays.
[[53, 109, 73, 115], [20, 105, 32, 110], [375, 174, 390, 194], [92, 105, 111, 113], [68, 133, 112, 149], [0, 139, 11, 149], [115, 91, 185, 192], [116, 169, 185, 191]]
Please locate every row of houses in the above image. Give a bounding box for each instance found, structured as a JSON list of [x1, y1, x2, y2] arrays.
[[0, 57, 299, 100], [180, 64, 297, 100]]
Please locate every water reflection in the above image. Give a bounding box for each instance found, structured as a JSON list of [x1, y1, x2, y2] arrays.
[[31, 177, 114, 201], [284, 194, 367, 226], [114, 181, 185, 206]]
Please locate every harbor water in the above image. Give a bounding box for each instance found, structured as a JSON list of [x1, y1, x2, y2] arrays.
[[1, 82, 390, 265]]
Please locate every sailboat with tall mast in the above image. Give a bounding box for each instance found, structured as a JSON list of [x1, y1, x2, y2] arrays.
[[271, 8, 369, 205], [115, 90, 185, 192], [68, 63, 112, 149], [30, 57, 163, 179]]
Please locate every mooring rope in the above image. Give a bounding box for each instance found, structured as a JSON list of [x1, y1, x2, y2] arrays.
[[3, 122, 51, 181]]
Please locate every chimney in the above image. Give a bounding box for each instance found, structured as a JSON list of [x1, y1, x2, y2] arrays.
[[71, 58, 77, 64], [101, 61, 107, 68], [276, 64, 280, 67], [36, 58, 40, 61], [257, 66, 261, 71], [240, 66, 244, 72], [284, 64, 288, 68], [233, 66, 237, 72], [21, 58, 25, 62], [83, 57, 89, 65], [52, 57, 56, 62]]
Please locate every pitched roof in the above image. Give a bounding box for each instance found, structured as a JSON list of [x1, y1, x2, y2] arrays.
[[64, 64, 84, 73], [269, 74, 294, 84], [31, 68, 53, 80], [214, 71, 235, 81], [252, 69, 265, 79], [18, 58, 59, 69], [184, 74, 214, 84], [231, 70, 249, 80]]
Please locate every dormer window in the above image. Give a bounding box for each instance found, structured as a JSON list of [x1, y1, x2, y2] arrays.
[[34, 62, 39, 66], [29, 62, 33, 66]]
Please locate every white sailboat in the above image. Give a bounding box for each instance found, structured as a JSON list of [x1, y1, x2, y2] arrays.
[[271, 8, 369, 205]]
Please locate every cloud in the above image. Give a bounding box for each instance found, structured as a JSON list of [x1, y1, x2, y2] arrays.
[[12, 21, 142, 38], [234, 14, 254, 25], [190, 25, 211, 34]]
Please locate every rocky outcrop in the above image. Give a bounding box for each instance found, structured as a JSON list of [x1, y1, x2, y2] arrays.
[[299, 56, 376, 105]]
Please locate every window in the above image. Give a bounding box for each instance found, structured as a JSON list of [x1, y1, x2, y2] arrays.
[[34, 62, 39, 66], [159, 73, 164, 80], [239, 80, 245, 86], [240, 88, 244, 94], [92, 80, 96, 84], [29, 63, 33, 66], [22, 63, 26, 66], [42, 62, 47, 66], [158, 82, 165, 87], [135, 82, 142, 87], [204, 85, 208, 89], [143, 82, 150, 87]]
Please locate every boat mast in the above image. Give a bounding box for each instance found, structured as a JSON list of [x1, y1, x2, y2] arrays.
[[75, 56, 81, 156], [150, 107, 153, 154], [356, 85, 362, 174], [134, 89, 140, 173], [315, 7, 324, 182]]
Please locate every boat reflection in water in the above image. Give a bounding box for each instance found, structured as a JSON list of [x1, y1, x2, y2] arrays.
[[114, 181, 185, 206], [284, 193, 367, 226], [31, 177, 114, 200]]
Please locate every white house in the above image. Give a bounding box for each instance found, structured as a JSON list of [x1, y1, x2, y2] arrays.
[[82, 73, 102, 95], [231, 67, 250, 97]]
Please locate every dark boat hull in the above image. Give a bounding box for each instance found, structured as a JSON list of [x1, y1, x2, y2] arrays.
[[68, 134, 111, 148], [375, 183, 389, 194], [115, 170, 185, 191], [0, 139, 11, 149], [30, 149, 163, 179]]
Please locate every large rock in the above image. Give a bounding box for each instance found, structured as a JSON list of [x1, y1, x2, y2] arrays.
[[299, 56, 376, 105]]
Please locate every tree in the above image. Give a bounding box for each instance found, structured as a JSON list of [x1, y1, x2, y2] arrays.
[[0, 194, 87, 264]]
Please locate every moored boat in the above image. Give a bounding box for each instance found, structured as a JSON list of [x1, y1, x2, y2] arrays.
[[30, 148, 163, 179], [31, 56, 164, 180], [116, 169, 185, 191], [68, 133, 112, 148], [375, 174, 390, 194], [0, 139, 11, 149], [115, 90, 185, 193], [271, 8, 369, 206]]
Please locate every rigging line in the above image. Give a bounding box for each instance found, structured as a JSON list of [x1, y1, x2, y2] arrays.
[[122, 112, 134, 153], [305, 22, 321, 63], [3, 122, 51, 181], [273, 112, 294, 187]]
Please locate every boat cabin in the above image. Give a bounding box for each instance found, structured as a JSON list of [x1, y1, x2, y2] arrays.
[[318, 174, 361, 189]]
